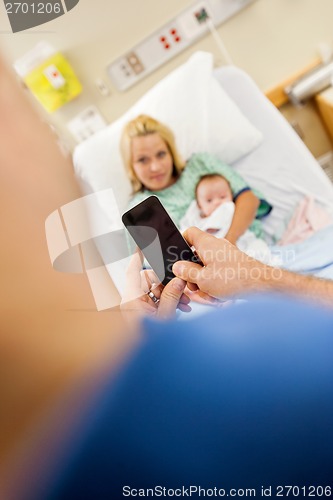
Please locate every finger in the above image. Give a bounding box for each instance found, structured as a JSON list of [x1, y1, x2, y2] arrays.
[[172, 261, 203, 286], [143, 270, 154, 293], [177, 303, 192, 313], [179, 293, 191, 305], [125, 248, 143, 282], [181, 226, 204, 245], [146, 282, 189, 307], [157, 277, 187, 319], [123, 249, 146, 302], [145, 281, 163, 306], [186, 282, 198, 292], [182, 226, 214, 263], [145, 270, 162, 290], [192, 290, 220, 304]]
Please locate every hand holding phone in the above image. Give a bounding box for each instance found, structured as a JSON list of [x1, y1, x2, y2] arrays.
[[122, 196, 202, 286]]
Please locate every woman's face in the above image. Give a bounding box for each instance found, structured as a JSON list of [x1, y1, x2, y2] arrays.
[[131, 133, 175, 191]]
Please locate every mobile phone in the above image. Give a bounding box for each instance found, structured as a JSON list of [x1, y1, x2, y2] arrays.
[[122, 196, 201, 286]]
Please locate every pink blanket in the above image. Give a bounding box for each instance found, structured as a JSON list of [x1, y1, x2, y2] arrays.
[[278, 196, 333, 245]]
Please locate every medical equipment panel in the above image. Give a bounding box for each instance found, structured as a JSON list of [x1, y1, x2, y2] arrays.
[[107, 0, 255, 91]]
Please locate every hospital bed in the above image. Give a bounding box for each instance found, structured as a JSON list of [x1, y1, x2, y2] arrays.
[[72, 51, 333, 309]]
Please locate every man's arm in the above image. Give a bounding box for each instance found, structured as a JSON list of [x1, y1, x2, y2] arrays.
[[173, 227, 333, 308], [262, 266, 333, 307]]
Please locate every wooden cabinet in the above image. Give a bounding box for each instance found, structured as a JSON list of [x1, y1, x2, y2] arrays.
[[316, 87, 333, 142]]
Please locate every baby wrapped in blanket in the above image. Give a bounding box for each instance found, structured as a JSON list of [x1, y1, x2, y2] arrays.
[[180, 174, 274, 264]]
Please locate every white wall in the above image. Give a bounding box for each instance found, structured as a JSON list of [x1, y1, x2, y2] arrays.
[[0, 0, 332, 150]]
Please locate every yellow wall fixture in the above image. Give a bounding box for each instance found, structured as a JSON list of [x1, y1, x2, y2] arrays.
[[14, 42, 82, 113]]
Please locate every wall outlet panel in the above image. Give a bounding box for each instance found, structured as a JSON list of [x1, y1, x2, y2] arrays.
[[107, 20, 192, 92], [107, 0, 255, 91]]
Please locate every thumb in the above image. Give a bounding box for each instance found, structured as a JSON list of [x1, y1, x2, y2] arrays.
[[157, 278, 186, 319], [172, 261, 202, 285]]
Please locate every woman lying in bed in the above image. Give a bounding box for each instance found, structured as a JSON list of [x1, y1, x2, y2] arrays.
[[120, 114, 272, 245]]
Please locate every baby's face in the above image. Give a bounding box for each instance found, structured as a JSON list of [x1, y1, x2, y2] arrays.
[[197, 177, 233, 217]]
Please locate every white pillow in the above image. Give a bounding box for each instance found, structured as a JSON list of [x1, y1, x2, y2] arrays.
[[73, 51, 262, 212]]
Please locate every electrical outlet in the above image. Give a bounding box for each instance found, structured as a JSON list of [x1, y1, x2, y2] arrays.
[[170, 27, 182, 44], [119, 59, 133, 77], [158, 26, 184, 51], [107, 56, 138, 91], [126, 52, 145, 74], [159, 34, 171, 50], [159, 27, 182, 50]]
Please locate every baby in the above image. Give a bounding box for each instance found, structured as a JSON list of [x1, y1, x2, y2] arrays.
[[180, 174, 275, 264], [196, 173, 233, 231]]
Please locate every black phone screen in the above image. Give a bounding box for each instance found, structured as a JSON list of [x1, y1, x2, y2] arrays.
[[122, 196, 200, 285]]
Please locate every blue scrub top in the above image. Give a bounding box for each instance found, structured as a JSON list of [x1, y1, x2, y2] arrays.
[[43, 295, 333, 499]]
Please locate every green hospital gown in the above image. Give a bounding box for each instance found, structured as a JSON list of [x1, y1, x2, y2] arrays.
[[127, 152, 272, 238]]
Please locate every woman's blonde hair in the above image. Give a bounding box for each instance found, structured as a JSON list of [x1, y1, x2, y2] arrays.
[[120, 114, 185, 193]]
